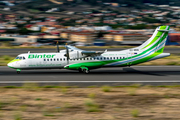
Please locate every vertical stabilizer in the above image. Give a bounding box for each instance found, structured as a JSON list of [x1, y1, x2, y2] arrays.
[[137, 26, 169, 53]]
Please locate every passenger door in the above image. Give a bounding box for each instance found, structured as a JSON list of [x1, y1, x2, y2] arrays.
[[127, 52, 132, 66]]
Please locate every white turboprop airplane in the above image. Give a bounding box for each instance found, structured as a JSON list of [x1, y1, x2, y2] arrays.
[[8, 26, 170, 74]]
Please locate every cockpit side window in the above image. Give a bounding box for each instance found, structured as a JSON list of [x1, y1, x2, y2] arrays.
[[15, 56, 19, 59], [15, 56, 25, 60]]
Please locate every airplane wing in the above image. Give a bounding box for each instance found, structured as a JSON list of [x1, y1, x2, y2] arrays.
[[65, 45, 107, 58], [66, 45, 83, 51]]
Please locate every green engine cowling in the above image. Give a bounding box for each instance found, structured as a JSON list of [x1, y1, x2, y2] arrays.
[[64, 62, 104, 70]]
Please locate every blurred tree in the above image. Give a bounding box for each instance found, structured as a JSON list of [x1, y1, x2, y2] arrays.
[[125, 24, 148, 29]]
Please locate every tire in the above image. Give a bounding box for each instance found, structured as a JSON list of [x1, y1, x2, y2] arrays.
[[83, 69, 89, 74], [78, 68, 83, 73]]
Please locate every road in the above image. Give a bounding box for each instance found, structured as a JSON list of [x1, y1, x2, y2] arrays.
[[0, 47, 179, 56], [0, 66, 180, 86]]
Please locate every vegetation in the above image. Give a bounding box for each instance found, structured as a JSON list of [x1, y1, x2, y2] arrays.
[[60, 86, 68, 94], [84, 99, 100, 112], [0, 55, 14, 66], [0, 85, 180, 119], [22, 83, 39, 91], [131, 109, 140, 117], [14, 112, 22, 120], [127, 88, 137, 96], [88, 93, 96, 99], [101, 85, 112, 92]]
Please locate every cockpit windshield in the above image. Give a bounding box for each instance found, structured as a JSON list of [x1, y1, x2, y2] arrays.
[[15, 56, 25, 60]]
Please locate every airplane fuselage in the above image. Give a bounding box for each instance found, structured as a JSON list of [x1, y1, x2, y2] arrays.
[[8, 50, 170, 70]]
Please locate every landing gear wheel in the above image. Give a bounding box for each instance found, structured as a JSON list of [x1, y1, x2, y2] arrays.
[[17, 71, 20, 74], [83, 69, 90, 74], [78, 68, 83, 73]]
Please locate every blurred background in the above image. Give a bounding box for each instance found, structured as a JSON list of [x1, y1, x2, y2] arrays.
[[0, 0, 180, 47]]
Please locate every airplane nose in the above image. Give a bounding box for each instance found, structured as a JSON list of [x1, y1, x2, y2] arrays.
[[7, 62, 13, 68]]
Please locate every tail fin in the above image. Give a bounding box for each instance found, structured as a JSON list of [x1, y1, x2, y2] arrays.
[[138, 26, 170, 53]]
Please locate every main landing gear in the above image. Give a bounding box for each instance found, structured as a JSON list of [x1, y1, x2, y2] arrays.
[[78, 67, 90, 74]]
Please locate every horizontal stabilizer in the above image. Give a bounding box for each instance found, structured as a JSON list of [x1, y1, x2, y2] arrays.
[[158, 30, 169, 32]]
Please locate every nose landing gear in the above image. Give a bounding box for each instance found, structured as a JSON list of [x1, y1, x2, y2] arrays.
[[16, 69, 21, 74]]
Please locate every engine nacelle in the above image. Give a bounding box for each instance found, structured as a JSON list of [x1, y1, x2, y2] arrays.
[[60, 50, 87, 59], [69, 51, 86, 59]]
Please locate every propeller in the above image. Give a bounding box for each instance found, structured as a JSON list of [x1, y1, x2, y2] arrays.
[[65, 43, 70, 64], [56, 41, 60, 52]]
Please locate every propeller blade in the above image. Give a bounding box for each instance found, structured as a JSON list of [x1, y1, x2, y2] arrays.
[[56, 41, 59, 52], [65, 45, 70, 64]]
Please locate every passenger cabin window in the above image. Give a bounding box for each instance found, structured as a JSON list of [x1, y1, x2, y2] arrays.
[[57, 58, 59, 61], [47, 59, 49, 61], [64, 58, 65, 61], [44, 59, 46, 61], [54, 58, 56, 61]]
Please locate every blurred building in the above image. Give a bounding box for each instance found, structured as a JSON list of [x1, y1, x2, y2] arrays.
[[166, 33, 180, 45], [104, 33, 148, 42], [70, 33, 96, 43], [60, 32, 71, 39], [61, 31, 96, 43]]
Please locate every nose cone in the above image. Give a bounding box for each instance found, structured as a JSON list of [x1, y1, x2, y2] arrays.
[[7, 59, 20, 69], [7, 62, 14, 68]]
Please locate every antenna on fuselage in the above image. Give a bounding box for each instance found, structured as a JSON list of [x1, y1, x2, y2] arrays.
[[56, 41, 60, 52]]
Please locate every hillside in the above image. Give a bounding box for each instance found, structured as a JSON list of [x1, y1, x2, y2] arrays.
[[0, 0, 179, 17]]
